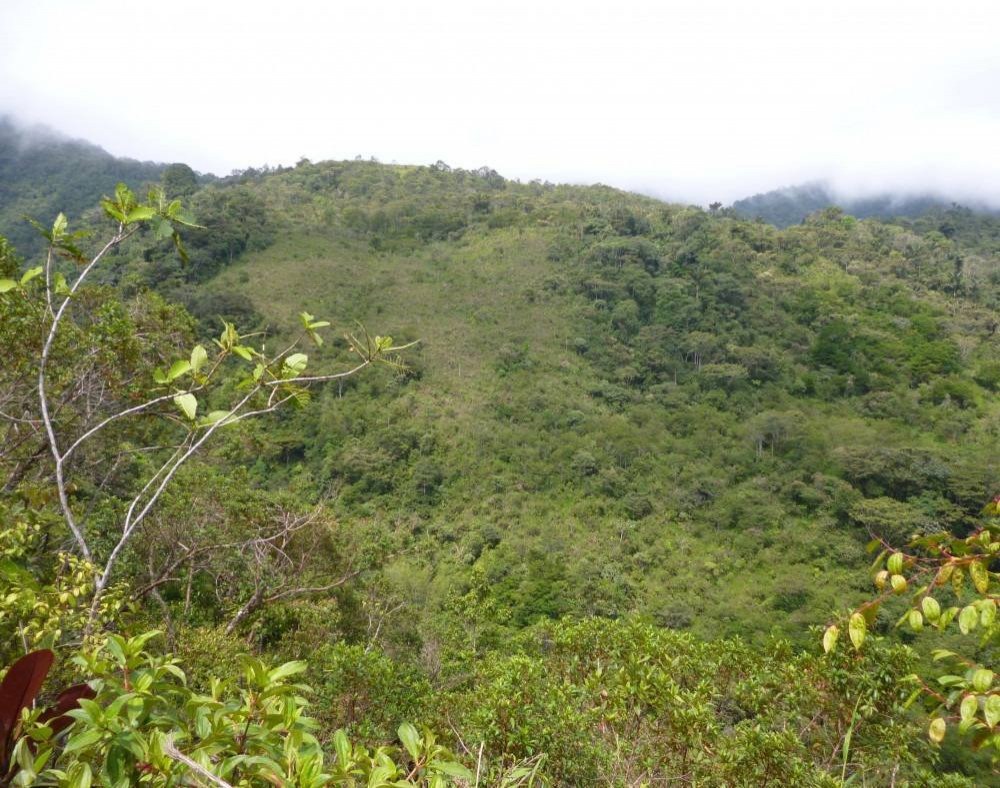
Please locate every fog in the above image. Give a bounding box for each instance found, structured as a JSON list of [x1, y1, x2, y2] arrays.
[[2, 0, 999, 206]]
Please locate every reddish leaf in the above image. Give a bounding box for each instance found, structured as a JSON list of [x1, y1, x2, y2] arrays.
[[0, 649, 54, 767], [38, 683, 96, 736]]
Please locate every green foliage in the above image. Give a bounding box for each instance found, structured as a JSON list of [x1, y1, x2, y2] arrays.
[[7, 147, 1000, 783], [10, 633, 472, 787], [827, 502, 1000, 773], [441, 618, 938, 785]]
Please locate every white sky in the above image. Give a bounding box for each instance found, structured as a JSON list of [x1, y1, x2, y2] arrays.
[[1, 0, 999, 205]]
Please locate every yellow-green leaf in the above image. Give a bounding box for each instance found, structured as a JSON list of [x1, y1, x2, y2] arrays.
[[970, 560, 989, 594], [167, 359, 191, 382], [849, 612, 866, 650], [959, 605, 978, 635], [190, 344, 208, 375], [960, 693, 978, 723], [973, 669, 994, 693], [928, 717, 946, 743], [823, 624, 839, 654], [283, 353, 308, 377], [922, 596, 941, 621], [173, 392, 197, 421], [887, 552, 904, 575], [985, 694, 1000, 728], [890, 574, 907, 593]]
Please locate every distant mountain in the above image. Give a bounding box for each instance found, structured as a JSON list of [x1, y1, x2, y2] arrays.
[[731, 181, 1000, 228], [0, 116, 174, 259]]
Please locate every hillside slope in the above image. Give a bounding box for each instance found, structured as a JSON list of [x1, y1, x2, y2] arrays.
[[130, 159, 1000, 643], [0, 116, 171, 258], [732, 181, 1000, 228]]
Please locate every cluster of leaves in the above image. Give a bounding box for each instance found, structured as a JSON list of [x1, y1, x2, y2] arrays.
[[0, 503, 125, 664], [3, 634, 476, 787], [825, 501, 1000, 768]]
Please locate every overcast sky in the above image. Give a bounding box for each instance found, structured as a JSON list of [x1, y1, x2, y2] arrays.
[[2, 0, 999, 205]]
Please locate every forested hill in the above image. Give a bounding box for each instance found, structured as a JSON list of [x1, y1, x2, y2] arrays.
[[5, 149, 1000, 782], [731, 181, 1000, 228], [0, 116, 177, 257], [111, 158, 1000, 643]]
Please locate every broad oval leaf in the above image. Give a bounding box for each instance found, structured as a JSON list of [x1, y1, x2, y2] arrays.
[[922, 596, 941, 621], [823, 624, 839, 654], [20, 266, 43, 285], [981, 600, 997, 628], [167, 359, 192, 382], [985, 694, 1000, 728], [173, 392, 198, 421], [266, 660, 307, 683], [398, 722, 421, 760], [887, 552, 904, 575], [928, 717, 946, 743], [849, 612, 866, 651], [283, 353, 308, 377], [960, 693, 978, 723], [190, 344, 208, 374], [970, 560, 990, 594], [973, 669, 994, 693], [959, 605, 979, 635]]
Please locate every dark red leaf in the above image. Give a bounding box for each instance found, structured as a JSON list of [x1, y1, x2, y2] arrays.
[[38, 683, 95, 736], [0, 650, 54, 767]]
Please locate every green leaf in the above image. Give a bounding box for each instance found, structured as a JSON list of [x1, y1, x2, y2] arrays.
[[283, 353, 308, 377], [53, 272, 69, 295], [52, 213, 68, 239], [153, 217, 175, 240], [173, 392, 198, 421], [398, 722, 421, 760], [890, 574, 907, 593], [101, 199, 125, 222], [266, 660, 307, 683], [887, 552, 904, 575], [985, 694, 1000, 727], [232, 345, 254, 362], [961, 693, 978, 724], [908, 609, 923, 632], [973, 669, 994, 693], [0, 279, 17, 293], [436, 761, 474, 779], [333, 729, 351, 766], [125, 205, 155, 223], [848, 612, 866, 651], [63, 728, 104, 754], [20, 266, 43, 285], [822, 624, 839, 654], [970, 560, 989, 594], [939, 606, 959, 631], [105, 636, 126, 665], [167, 359, 192, 381], [928, 717, 946, 743], [190, 344, 208, 375], [981, 600, 997, 628], [200, 410, 233, 427], [922, 596, 941, 621], [959, 605, 979, 635]]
